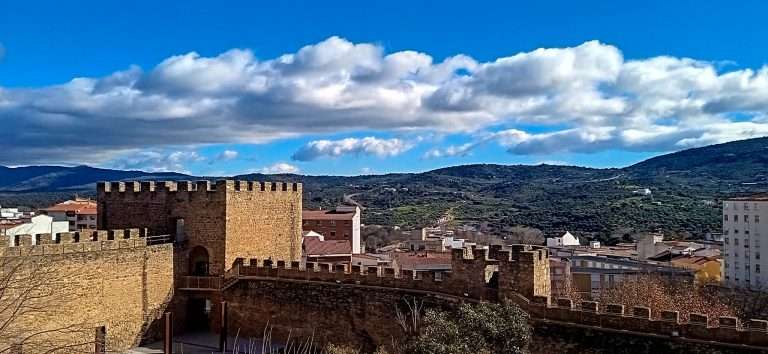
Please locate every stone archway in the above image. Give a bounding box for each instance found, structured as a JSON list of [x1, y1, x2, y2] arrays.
[[189, 246, 210, 276]]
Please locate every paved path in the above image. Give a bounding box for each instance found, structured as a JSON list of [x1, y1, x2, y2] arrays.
[[127, 332, 278, 354]]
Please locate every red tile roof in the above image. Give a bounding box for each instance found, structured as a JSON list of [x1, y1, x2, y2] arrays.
[[303, 237, 351, 256], [43, 199, 97, 215], [302, 210, 355, 221]]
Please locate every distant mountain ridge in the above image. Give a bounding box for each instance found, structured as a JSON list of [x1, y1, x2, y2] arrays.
[[2, 136, 768, 241], [0, 165, 188, 192], [4, 136, 768, 192]]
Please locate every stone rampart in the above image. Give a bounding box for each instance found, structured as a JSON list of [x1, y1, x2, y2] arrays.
[[218, 246, 768, 352], [0, 228, 174, 352]]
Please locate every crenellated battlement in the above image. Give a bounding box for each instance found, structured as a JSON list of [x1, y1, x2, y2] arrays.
[[223, 257, 500, 300], [526, 297, 768, 348], [97, 180, 302, 195], [0, 228, 170, 257], [489, 244, 549, 263], [216, 245, 545, 300]]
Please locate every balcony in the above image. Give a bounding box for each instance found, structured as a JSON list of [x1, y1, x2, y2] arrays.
[[178, 276, 222, 291]]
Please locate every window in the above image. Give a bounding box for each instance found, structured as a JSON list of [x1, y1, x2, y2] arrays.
[[725, 214, 729, 222], [735, 238, 740, 246], [757, 265, 761, 274], [757, 252, 761, 260], [344, 233, 349, 239], [757, 215, 761, 223], [330, 231, 336, 237], [745, 203, 750, 210], [746, 230, 751, 235], [725, 229, 730, 235], [735, 229, 740, 234], [747, 264, 751, 270], [745, 215, 750, 223], [330, 220, 336, 226], [725, 237, 730, 244], [735, 215, 739, 222]]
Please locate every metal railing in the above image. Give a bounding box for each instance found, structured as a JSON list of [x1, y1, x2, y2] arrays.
[[179, 276, 222, 290], [146, 234, 173, 245]]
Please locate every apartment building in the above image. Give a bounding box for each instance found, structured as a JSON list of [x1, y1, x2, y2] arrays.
[[302, 205, 362, 254], [722, 195, 768, 290], [569, 255, 693, 299], [41, 197, 97, 231]]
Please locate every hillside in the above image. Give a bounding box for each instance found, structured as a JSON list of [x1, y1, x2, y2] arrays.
[[2, 137, 768, 242]]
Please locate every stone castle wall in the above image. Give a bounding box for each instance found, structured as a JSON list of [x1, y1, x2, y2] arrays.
[[225, 277, 466, 352], [0, 229, 174, 353], [221, 246, 768, 352], [218, 245, 547, 350]]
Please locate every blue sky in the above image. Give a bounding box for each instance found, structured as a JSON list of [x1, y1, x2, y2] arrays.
[[1, 0, 768, 176]]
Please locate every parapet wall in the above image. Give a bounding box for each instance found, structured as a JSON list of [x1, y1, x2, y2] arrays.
[[98, 180, 301, 195], [0, 228, 162, 257], [224, 244, 551, 302], [525, 297, 768, 349]]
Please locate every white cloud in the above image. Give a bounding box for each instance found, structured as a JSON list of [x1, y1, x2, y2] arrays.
[[215, 149, 239, 161], [2, 37, 768, 165], [108, 150, 205, 173], [292, 137, 414, 161], [423, 143, 477, 159], [259, 162, 300, 174]]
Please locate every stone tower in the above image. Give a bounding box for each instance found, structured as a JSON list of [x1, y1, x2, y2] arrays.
[[97, 180, 302, 275]]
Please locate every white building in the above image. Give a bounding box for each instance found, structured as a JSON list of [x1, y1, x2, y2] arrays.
[[6, 215, 69, 245], [1, 207, 22, 219], [723, 195, 768, 290], [546, 231, 580, 247], [41, 198, 97, 231]]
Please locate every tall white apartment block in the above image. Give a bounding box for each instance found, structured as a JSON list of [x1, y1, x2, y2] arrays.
[[723, 196, 768, 290]]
